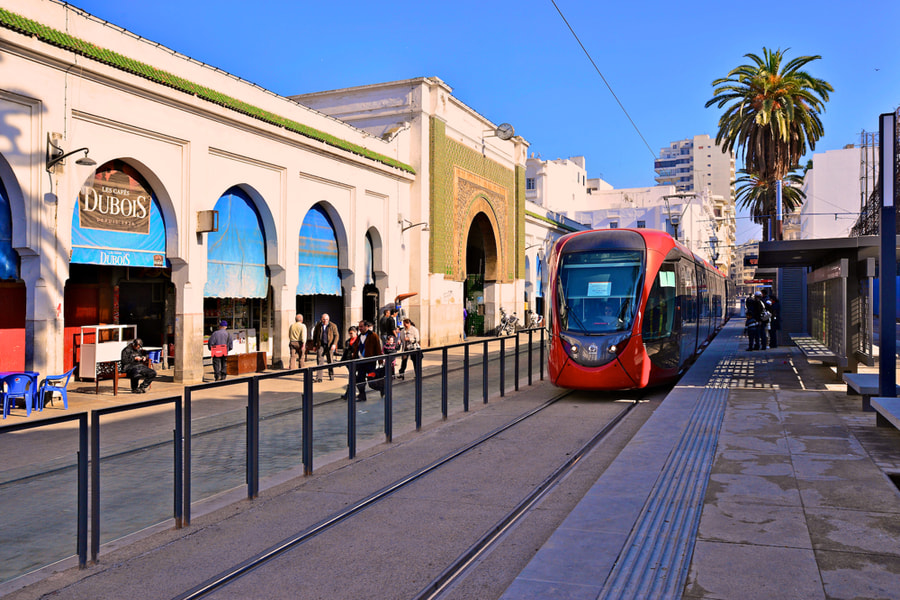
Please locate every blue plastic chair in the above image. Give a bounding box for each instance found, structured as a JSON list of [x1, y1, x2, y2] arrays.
[[2, 374, 34, 418], [36, 367, 76, 411]]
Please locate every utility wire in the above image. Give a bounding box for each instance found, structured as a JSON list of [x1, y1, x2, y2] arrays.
[[550, 0, 657, 160]]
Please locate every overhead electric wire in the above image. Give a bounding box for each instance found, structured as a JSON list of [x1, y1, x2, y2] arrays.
[[550, 0, 657, 160]]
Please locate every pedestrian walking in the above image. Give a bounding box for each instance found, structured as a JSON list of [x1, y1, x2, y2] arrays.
[[311, 313, 339, 382], [763, 289, 780, 348], [339, 325, 358, 400], [207, 320, 233, 381], [379, 309, 395, 344], [288, 314, 307, 370], [353, 320, 382, 402], [121, 338, 157, 392], [398, 318, 421, 380], [745, 291, 765, 351]]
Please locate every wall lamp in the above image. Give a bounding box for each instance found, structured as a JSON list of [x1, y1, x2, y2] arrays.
[[46, 136, 96, 172], [400, 219, 429, 233]]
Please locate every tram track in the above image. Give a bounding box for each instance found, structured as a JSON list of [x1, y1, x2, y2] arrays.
[[171, 389, 643, 600]]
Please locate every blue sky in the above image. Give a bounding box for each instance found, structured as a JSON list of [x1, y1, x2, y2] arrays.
[[67, 0, 900, 243]]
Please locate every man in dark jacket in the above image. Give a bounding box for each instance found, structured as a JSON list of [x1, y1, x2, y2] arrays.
[[207, 320, 233, 381], [745, 291, 766, 351], [352, 320, 383, 402], [311, 313, 340, 382], [121, 338, 156, 393]]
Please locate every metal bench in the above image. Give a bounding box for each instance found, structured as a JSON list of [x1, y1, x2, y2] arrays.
[[871, 397, 900, 429], [842, 373, 900, 412], [790, 334, 838, 364]]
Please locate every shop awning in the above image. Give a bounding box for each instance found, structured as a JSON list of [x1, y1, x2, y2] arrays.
[[297, 206, 341, 296], [205, 189, 268, 299], [70, 167, 168, 268], [0, 179, 15, 279]]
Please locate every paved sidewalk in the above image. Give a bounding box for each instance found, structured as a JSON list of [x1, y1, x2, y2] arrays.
[[504, 321, 900, 599]]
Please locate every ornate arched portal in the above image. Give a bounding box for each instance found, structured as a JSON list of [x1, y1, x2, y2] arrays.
[[463, 211, 499, 336]]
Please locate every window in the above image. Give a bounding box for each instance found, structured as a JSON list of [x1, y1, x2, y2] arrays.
[[609, 221, 618, 229], [526, 178, 536, 190], [637, 220, 646, 228]]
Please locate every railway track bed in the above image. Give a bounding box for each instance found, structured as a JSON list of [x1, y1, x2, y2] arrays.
[[10, 382, 665, 600]]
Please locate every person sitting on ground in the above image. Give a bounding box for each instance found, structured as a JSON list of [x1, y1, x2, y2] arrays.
[[121, 338, 157, 393]]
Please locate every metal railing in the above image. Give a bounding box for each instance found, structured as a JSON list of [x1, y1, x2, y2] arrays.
[[0, 328, 545, 582]]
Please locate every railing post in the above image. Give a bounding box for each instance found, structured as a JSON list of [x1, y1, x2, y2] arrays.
[[247, 378, 259, 499], [528, 329, 534, 386], [441, 347, 449, 419], [77, 413, 88, 567], [463, 344, 470, 412], [384, 356, 393, 443], [540, 327, 545, 381], [482, 340, 489, 404], [90, 410, 100, 562], [184, 386, 192, 525], [415, 349, 423, 429], [514, 331, 520, 391], [348, 364, 357, 459], [302, 368, 314, 476], [173, 398, 183, 528], [500, 336, 506, 397]]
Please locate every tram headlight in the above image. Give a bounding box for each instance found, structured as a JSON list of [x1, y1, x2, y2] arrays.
[[560, 331, 630, 366]]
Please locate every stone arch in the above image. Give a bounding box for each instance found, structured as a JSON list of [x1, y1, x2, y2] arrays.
[[460, 195, 502, 282], [220, 183, 279, 267]]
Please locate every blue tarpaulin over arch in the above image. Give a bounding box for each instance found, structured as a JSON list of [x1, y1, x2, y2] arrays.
[[297, 206, 341, 296], [205, 188, 268, 299], [0, 179, 15, 279]]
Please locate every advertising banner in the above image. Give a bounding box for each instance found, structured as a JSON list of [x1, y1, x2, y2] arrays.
[[71, 165, 168, 268]]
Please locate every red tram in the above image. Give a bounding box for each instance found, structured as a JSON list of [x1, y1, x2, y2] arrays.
[[548, 228, 731, 390]]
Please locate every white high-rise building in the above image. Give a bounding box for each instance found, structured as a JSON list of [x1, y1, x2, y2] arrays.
[[654, 135, 735, 205]]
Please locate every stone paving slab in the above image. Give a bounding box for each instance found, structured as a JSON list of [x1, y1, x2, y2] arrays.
[[504, 321, 900, 599]]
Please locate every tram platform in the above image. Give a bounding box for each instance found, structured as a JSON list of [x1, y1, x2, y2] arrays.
[[502, 320, 900, 600]]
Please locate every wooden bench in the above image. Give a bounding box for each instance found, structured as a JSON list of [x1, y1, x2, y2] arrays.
[[842, 373, 900, 412], [871, 397, 900, 429]]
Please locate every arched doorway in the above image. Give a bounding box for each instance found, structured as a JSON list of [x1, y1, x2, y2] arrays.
[[64, 160, 172, 374], [464, 212, 498, 336], [0, 175, 25, 370], [204, 186, 272, 358], [296, 204, 343, 340], [362, 231, 379, 327]]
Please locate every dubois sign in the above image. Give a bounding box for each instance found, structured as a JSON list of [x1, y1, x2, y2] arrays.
[[79, 169, 151, 234]]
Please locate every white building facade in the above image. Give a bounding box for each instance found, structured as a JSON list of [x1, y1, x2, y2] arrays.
[[0, 1, 543, 380], [800, 146, 865, 240]]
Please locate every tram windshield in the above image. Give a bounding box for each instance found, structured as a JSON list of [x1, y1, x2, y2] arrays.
[[556, 250, 643, 334]]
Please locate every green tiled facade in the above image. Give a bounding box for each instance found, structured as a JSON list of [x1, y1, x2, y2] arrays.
[[429, 117, 524, 282]]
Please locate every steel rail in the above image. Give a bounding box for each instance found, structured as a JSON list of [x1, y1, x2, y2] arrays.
[[173, 390, 573, 600], [414, 397, 640, 600]]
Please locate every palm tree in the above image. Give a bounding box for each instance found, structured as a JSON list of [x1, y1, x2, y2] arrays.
[[706, 48, 832, 238], [735, 169, 806, 240]]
